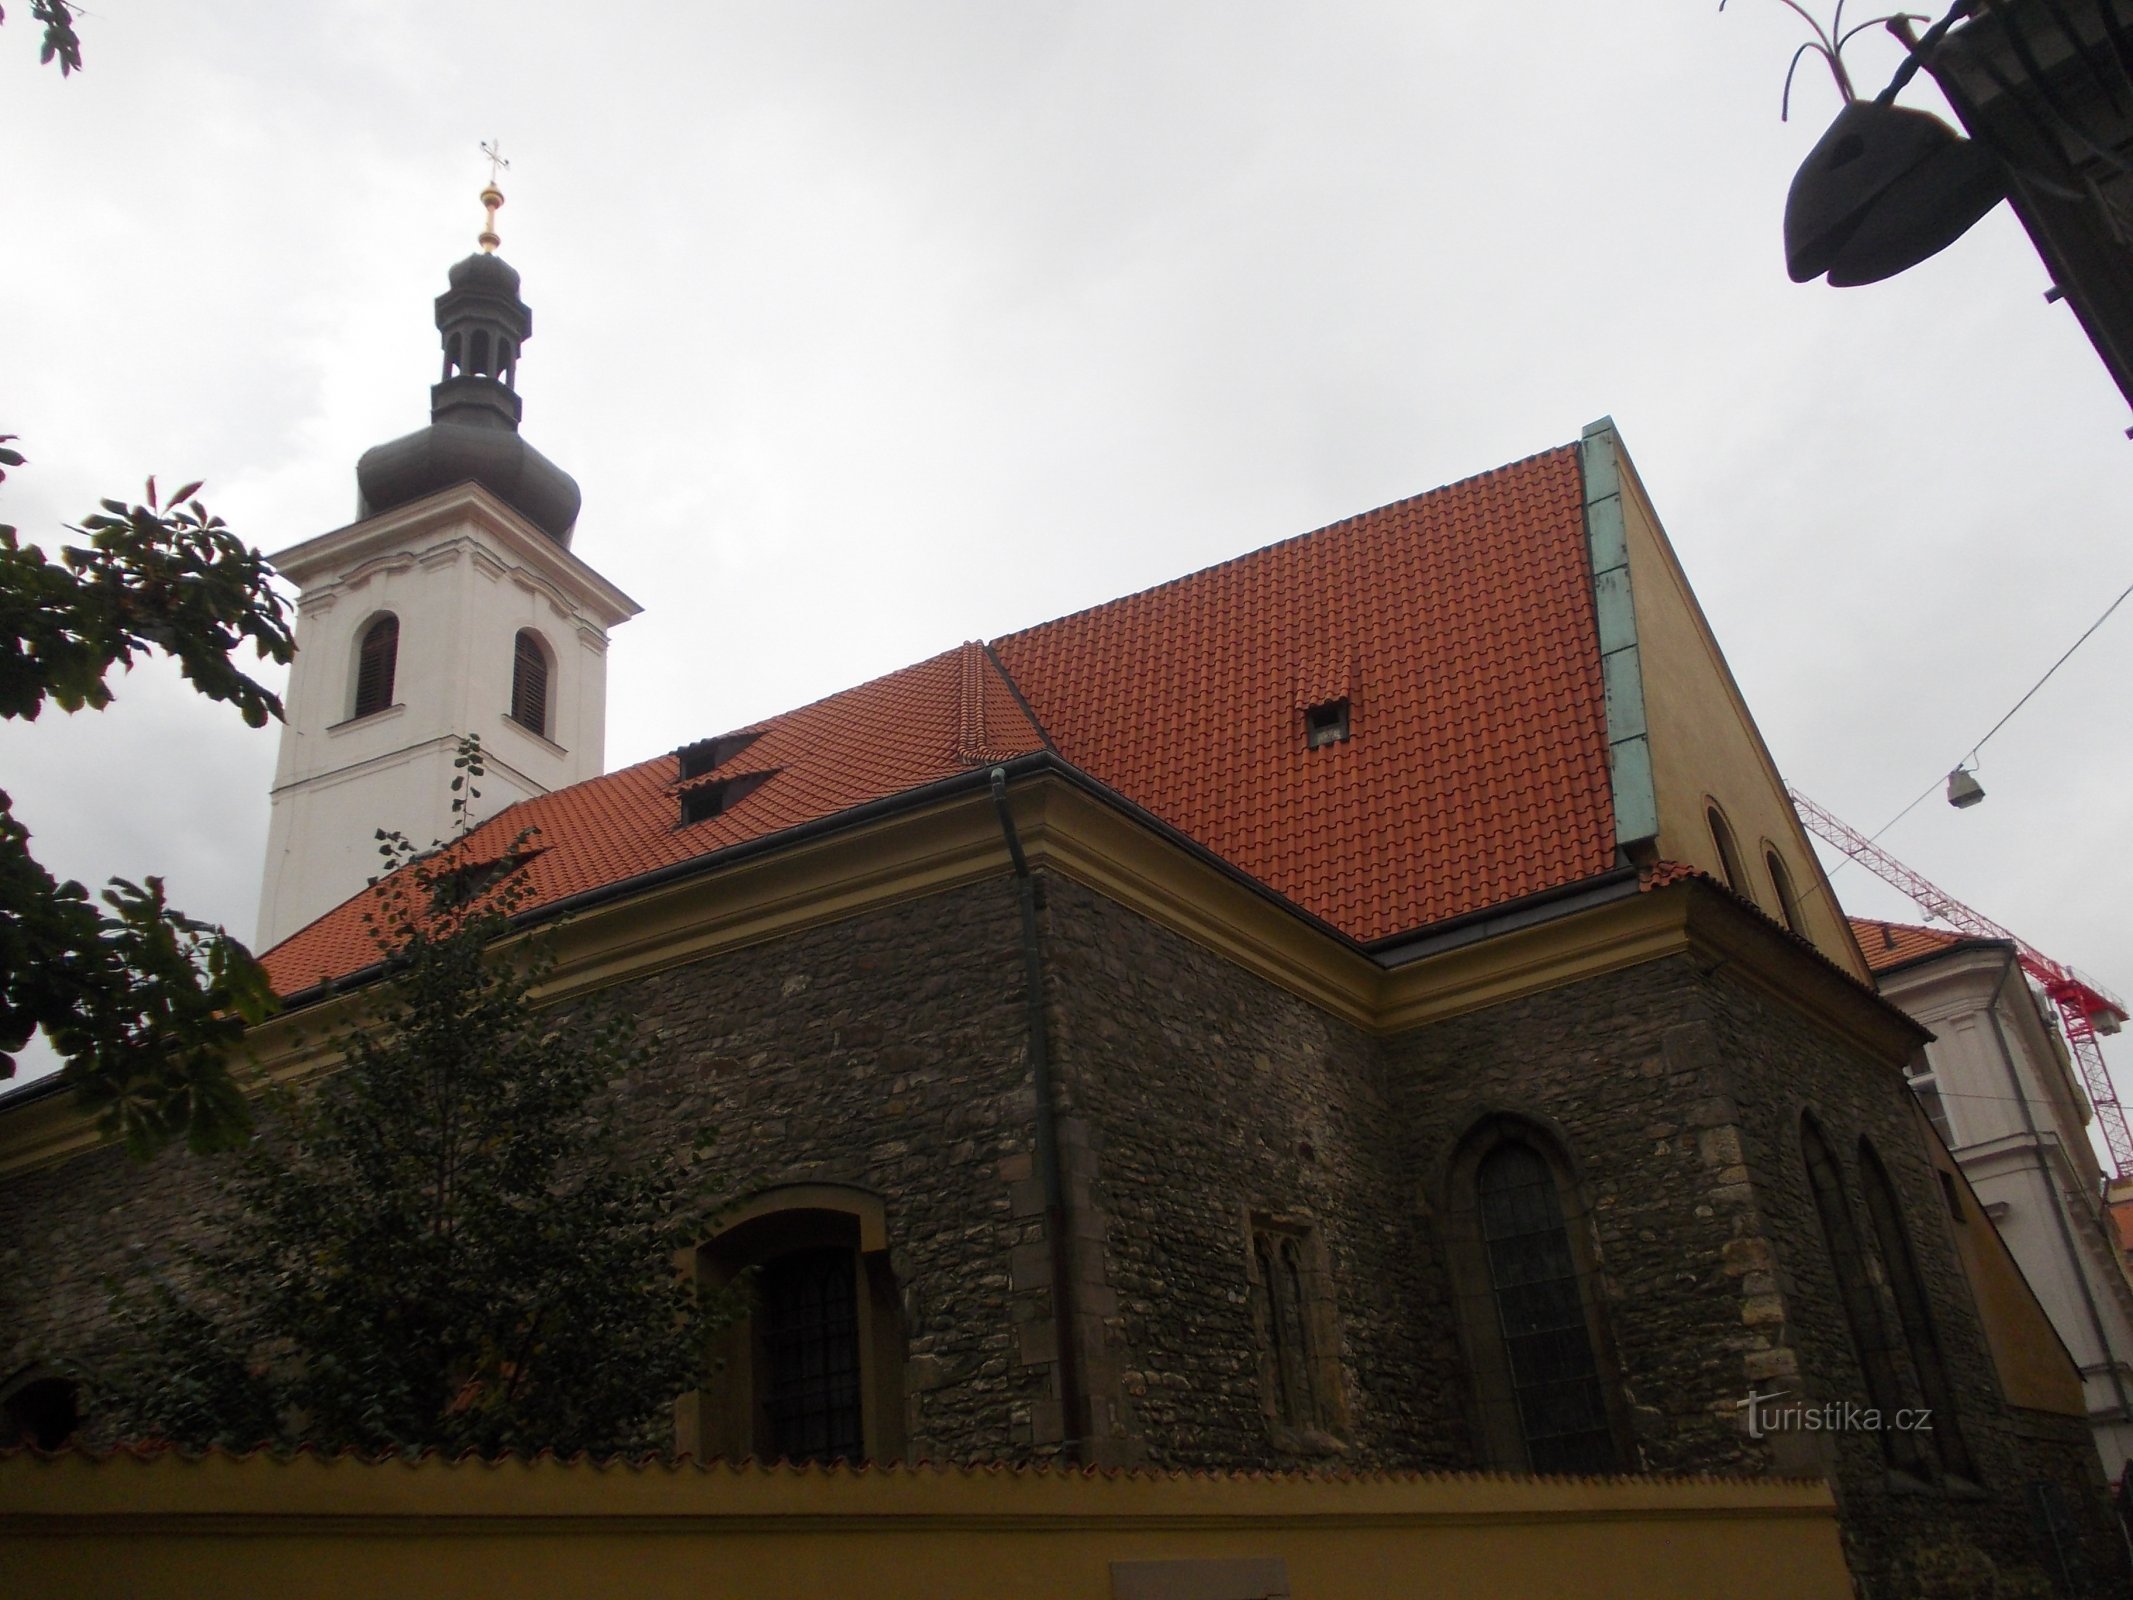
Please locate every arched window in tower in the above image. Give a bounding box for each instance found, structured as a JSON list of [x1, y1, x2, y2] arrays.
[[351, 613, 399, 720], [471, 328, 492, 377], [1445, 1122, 1622, 1475], [1706, 803, 1748, 896], [509, 629, 551, 738], [1801, 1117, 1924, 1472], [1858, 1139, 1973, 1478]]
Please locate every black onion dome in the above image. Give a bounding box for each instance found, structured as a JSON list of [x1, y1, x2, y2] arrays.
[[356, 424, 581, 547], [446, 250, 522, 296], [353, 244, 578, 545]]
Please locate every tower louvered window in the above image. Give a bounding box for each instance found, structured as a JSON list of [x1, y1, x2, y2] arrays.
[[510, 629, 549, 737], [352, 615, 398, 720]]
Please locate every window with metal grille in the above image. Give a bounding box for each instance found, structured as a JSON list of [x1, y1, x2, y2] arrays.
[[509, 629, 549, 737], [0, 1375, 79, 1451], [352, 614, 398, 719], [760, 1248, 863, 1463], [1476, 1141, 1616, 1475]]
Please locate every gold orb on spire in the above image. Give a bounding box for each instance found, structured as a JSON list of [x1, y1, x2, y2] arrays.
[[477, 138, 510, 253]]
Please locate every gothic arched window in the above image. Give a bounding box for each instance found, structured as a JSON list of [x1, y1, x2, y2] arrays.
[[509, 629, 551, 738], [1446, 1121, 1623, 1475], [352, 613, 398, 720], [1859, 1138, 1973, 1478], [1801, 1117, 1924, 1471]]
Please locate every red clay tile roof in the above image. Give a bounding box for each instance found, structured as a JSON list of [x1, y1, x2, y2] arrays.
[[264, 443, 1619, 991], [1638, 860, 1707, 892], [1849, 917, 1995, 975], [262, 644, 1047, 993], [991, 445, 1613, 943]]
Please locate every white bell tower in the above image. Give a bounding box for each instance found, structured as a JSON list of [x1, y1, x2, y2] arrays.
[[256, 182, 639, 950]]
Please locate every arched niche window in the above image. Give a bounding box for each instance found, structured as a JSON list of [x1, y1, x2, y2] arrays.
[[1443, 1119, 1625, 1474], [351, 613, 399, 720], [1764, 847, 1805, 935], [682, 1185, 905, 1465], [509, 629, 552, 738], [1858, 1139, 1973, 1479], [1706, 802, 1748, 897], [1801, 1117, 1926, 1473]]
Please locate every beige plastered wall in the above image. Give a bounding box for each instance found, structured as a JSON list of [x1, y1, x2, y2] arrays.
[[0, 1452, 1851, 1600], [1912, 1097, 2089, 1416], [1614, 449, 1868, 983]]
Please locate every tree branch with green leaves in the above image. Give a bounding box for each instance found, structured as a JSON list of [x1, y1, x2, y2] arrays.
[[100, 769, 738, 1456], [0, 441, 292, 1156]]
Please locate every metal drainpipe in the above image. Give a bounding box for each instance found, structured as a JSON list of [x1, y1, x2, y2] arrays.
[[989, 767, 1086, 1461], [1982, 962, 2133, 1424]]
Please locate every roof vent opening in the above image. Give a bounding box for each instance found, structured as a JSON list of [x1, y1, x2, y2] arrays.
[[1304, 698, 1351, 749], [677, 730, 765, 783], [679, 769, 775, 828]]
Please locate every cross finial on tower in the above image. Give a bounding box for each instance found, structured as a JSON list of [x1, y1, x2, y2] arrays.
[[477, 139, 510, 253]]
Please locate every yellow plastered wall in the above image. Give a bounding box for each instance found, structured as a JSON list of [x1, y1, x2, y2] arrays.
[[1910, 1099, 2088, 1416], [1614, 449, 1867, 983], [0, 1452, 1851, 1600]]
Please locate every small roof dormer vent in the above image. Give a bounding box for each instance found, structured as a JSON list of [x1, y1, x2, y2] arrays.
[[677, 730, 765, 783], [1305, 698, 1351, 749], [679, 770, 776, 829]]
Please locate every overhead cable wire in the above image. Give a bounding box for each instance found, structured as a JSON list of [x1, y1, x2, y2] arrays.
[[1960, 576, 2133, 768], [1819, 574, 2133, 876]]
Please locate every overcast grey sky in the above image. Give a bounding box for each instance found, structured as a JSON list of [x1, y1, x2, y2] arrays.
[[3, 2, 2128, 1107]]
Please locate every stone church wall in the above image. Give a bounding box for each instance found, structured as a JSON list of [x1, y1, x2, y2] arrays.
[[1382, 957, 1777, 1479], [1, 866, 2125, 1592], [0, 1120, 219, 1394], [1706, 964, 2124, 1595], [1038, 875, 1434, 1470], [583, 875, 1045, 1462]]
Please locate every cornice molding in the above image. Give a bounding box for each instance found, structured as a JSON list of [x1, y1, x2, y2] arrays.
[[0, 775, 1921, 1178], [268, 483, 641, 630]]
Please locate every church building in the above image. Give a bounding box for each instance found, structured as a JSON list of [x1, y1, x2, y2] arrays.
[[2, 213, 2126, 1596]]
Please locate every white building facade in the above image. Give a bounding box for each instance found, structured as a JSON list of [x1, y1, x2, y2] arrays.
[[256, 227, 637, 950], [1859, 919, 2133, 1479]]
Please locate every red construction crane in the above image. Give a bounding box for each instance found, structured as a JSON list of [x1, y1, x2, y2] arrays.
[[1788, 786, 2133, 1178]]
